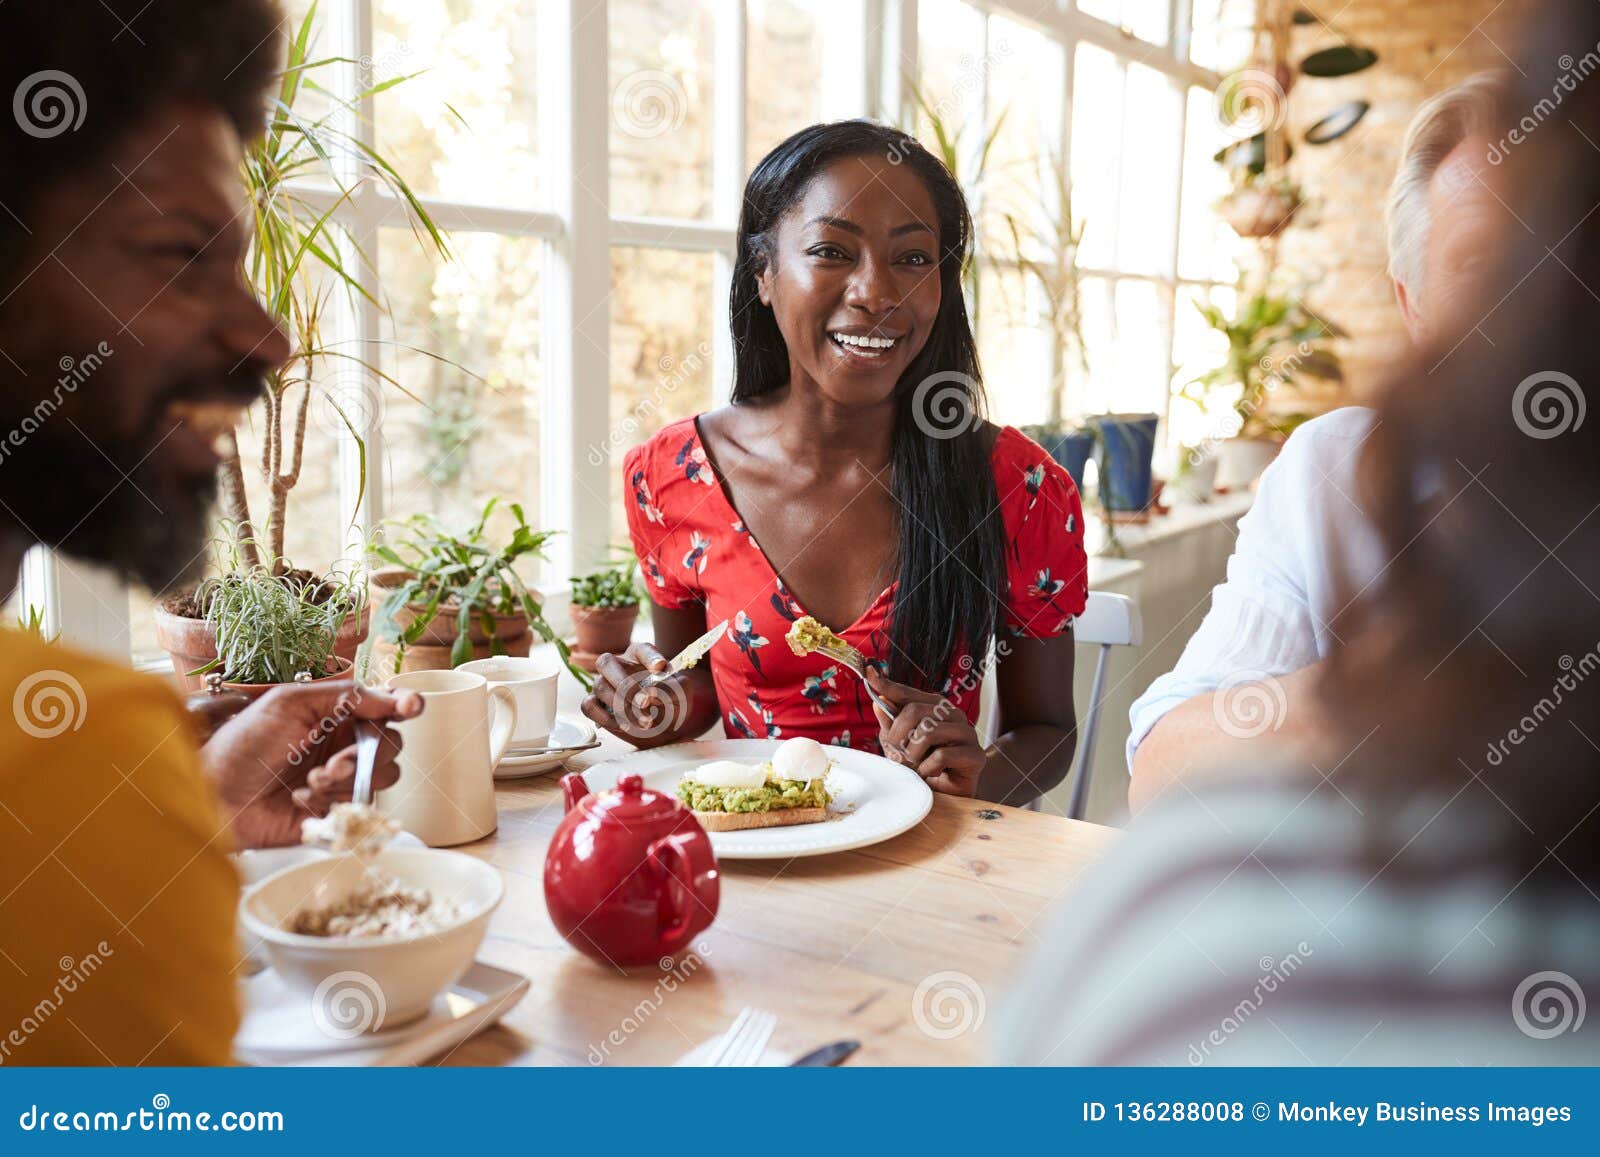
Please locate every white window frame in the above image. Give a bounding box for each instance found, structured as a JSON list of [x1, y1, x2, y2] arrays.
[[23, 0, 1228, 662]]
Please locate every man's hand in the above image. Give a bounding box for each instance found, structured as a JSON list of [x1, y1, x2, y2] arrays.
[[201, 680, 424, 850], [868, 668, 989, 796]]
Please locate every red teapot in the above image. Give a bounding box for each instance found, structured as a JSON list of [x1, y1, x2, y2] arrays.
[[544, 772, 720, 966]]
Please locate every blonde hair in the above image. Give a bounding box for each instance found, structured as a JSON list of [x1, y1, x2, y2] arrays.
[[1384, 72, 1506, 297]]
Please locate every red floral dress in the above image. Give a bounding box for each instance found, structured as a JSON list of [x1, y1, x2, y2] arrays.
[[622, 417, 1088, 753]]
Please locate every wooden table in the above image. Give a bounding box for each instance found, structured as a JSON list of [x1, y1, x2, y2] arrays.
[[445, 733, 1118, 1066]]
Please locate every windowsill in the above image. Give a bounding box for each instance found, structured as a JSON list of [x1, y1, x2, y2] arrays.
[[1086, 489, 1254, 557]]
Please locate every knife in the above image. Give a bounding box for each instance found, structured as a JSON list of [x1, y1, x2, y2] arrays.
[[789, 1039, 860, 1067], [642, 619, 728, 688]]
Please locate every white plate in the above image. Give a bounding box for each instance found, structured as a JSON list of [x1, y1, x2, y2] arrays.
[[494, 717, 598, 779], [233, 960, 529, 1067], [582, 738, 933, 860]]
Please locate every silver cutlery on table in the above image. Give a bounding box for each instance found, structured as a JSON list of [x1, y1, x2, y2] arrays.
[[707, 1006, 777, 1067], [789, 1039, 860, 1067], [640, 619, 728, 691]]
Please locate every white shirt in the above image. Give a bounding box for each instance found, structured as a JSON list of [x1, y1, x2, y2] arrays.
[[1125, 407, 1385, 769]]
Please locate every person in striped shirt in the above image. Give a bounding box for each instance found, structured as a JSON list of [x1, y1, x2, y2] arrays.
[[998, 0, 1600, 1066]]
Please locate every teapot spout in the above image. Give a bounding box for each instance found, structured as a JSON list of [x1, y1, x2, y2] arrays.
[[561, 772, 591, 813]]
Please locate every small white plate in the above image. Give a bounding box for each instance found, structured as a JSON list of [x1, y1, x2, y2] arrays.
[[494, 716, 598, 779], [582, 738, 933, 860], [233, 960, 529, 1067]]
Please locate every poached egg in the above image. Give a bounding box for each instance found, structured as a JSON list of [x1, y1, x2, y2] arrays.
[[685, 760, 770, 790], [771, 736, 830, 782]]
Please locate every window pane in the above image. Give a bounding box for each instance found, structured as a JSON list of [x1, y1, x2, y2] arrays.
[[1071, 43, 1124, 271], [1179, 84, 1246, 282], [1077, 277, 1171, 416], [914, 0, 989, 149], [977, 262, 1057, 428], [373, 1, 542, 207], [1189, 0, 1257, 72], [981, 15, 1066, 253], [379, 230, 545, 568], [746, 0, 824, 173], [1115, 64, 1182, 277], [1076, 0, 1170, 47], [1169, 282, 1239, 448], [610, 0, 717, 220], [608, 247, 717, 552]]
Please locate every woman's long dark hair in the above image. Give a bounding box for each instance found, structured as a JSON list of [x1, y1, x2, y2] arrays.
[[1323, 2, 1600, 887], [729, 120, 1005, 687]]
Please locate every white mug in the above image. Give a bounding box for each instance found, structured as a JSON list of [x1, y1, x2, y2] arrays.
[[458, 656, 558, 748], [379, 669, 517, 847]]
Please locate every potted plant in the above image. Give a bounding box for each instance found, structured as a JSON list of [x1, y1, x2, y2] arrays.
[[152, 3, 453, 681], [363, 498, 590, 686], [1170, 443, 1220, 505], [191, 549, 364, 700], [568, 563, 643, 672], [1088, 413, 1162, 522], [1183, 286, 1344, 490], [1218, 172, 1303, 239], [1213, 4, 1377, 240]]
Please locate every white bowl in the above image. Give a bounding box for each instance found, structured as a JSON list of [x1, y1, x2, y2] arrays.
[[238, 849, 503, 1032]]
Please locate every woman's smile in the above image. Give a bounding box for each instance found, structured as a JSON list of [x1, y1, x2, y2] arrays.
[[826, 325, 910, 368]]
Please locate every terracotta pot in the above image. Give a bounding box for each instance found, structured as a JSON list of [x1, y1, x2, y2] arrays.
[[367, 566, 535, 676], [569, 603, 640, 672], [1219, 186, 1300, 238], [153, 597, 368, 693], [217, 656, 355, 702]]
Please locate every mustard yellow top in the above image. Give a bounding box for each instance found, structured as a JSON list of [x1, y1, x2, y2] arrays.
[[0, 629, 240, 1065]]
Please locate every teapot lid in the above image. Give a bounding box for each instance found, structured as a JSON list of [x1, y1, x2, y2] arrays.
[[587, 773, 683, 824]]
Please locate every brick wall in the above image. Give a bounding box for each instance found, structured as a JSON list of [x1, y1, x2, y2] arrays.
[[1275, 0, 1527, 400]]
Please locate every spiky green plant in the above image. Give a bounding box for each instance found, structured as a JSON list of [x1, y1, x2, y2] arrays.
[[195, 542, 364, 685], [220, 1, 456, 573]]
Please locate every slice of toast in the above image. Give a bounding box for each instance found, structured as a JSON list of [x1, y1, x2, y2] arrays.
[[692, 806, 829, 832]]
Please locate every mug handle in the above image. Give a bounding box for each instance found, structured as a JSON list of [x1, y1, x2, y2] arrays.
[[647, 831, 720, 954], [486, 685, 519, 769]]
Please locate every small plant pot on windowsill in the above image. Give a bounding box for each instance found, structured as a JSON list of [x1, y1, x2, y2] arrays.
[[569, 603, 641, 673], [1022, 425, 1097, 494], [1089, 413, 1161, 524], [152, 592, 368, 694], [1214, 436, 1282, 492], [366, 566, 534, 676]]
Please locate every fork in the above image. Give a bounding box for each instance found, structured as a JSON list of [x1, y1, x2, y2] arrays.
[[707, 1007, 777, 1067], [814, 639, 898, 723]]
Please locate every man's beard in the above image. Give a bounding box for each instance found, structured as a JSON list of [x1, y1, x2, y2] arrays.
[[0, 416, 218, 595]]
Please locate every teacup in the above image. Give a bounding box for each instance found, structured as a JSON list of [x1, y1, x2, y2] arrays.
[[458, 655, 558, 749], [379, 669, 517, 847]]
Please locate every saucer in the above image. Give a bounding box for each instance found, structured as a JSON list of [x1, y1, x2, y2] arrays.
[[493, 716, 599, 779], [233, 961, 529, 1066]]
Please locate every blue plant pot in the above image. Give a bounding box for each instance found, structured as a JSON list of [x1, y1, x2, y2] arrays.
[[1089, 413, 1159, 514], [1049, 430, 1096, 494]]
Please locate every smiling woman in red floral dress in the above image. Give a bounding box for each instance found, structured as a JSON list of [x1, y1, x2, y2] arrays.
[[581, 121, 1087, 805]]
